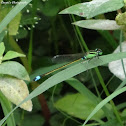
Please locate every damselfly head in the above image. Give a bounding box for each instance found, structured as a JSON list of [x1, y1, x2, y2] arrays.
[[95, 48, 102, 56]]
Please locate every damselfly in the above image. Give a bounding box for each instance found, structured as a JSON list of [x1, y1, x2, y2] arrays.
[[33, 48, 102, 81]]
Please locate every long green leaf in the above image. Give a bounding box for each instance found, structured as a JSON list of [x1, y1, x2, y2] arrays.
[[73, 20, 121, 30], [66, 78, 99, 104], [0, 91, 15, 126], [0, 52, 126, 125], [59, 0, 124, 19]]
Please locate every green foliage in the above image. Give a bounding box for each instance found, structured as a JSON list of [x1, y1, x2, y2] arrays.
[[0, 7, 21, 35], [2, 50, 25, 61], [0, 42, 25, 60], [55, 93, 104, 120], [1, 0, 126, 126], [66, 78, 99, 104], [0, 41, 30, 124], [83, 83, 126, 126], [40, 0, 65, 17], [0, 61, 29, 79], [0, 30, 7, 42], [1, 51, 126, 125], [0, 91, 16, 126], [0, 0, 31, 34], [0, 61, 29, 81], [73, 20, 121, 30], [101, 119, 120, 126], [22, 114, 45, 126], [59, 0, 124, 18], [16, 28, 28, 39], [116, 12, 126, 25], [0, 42, 29, 80], [0, 42, 5, 57]]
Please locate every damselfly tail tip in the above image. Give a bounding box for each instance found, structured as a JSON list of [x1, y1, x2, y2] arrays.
[[33, 76, 41, 81]]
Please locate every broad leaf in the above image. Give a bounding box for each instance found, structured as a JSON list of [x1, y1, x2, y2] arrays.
[[3, 51, 25, 61], [0, 61, 30, 81], [73, 20, 121, 30], [83, 83, 126, 126], [55, 93, 104, 120], [0, 76, 32, 111], [59, 0, 124, 19]]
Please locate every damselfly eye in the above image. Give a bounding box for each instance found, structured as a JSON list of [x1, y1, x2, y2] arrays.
[[95, 48, 101, 52], [95, 48, 98, 51], [95, 48, 102, 55]]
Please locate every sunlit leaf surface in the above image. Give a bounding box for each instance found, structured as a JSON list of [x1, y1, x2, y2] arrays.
[[55, 93, 104, 120], [73, 20, 121, 30], [0, 8, 21, 35], [0, 76, 32, 111], [0, 42, 5, 57], [2, 51, 25, 61], [0, 61, 30, 81], [59, 0, 124, 18]]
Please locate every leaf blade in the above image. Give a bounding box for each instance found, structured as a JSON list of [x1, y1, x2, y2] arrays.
[[0, 61, 30, 81], [3, 51, 25, 61], [59, 0, 124, 18], [0, 76, 32, 111], [0, 91, 16, 126], [83, 83, 126, 126], [0, 42, 5, 57], [55, 93, 104, 120], [73, 20, 121, 30]]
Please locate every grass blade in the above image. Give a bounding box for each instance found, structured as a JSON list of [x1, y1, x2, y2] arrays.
[[83, 80, 126, 126]]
